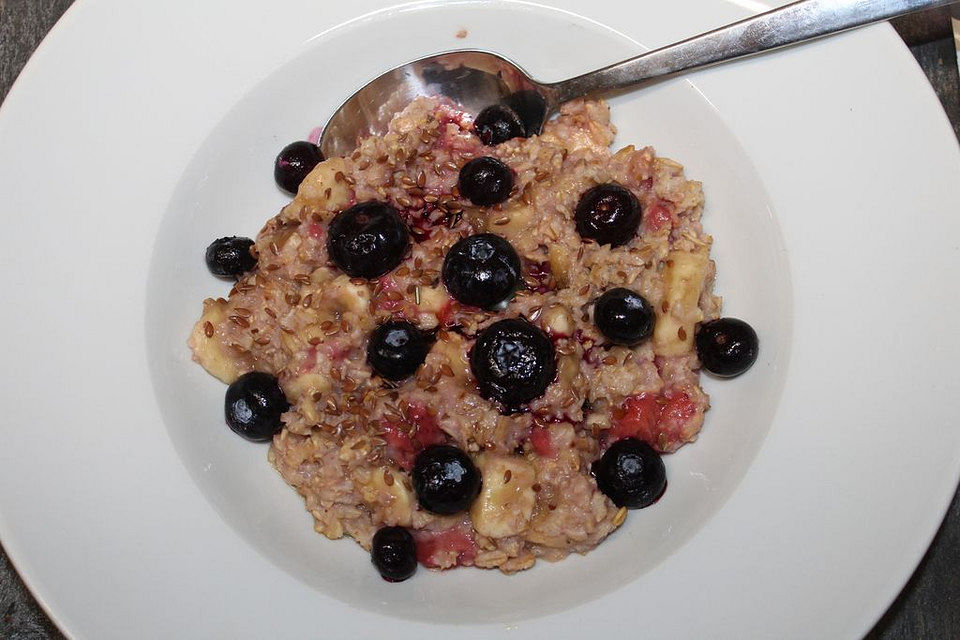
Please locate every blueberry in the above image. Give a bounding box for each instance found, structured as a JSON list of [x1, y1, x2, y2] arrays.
[[503, 90, 547, 137], [458, 157, 513, 207], [412, 445, 482, 515], [224, 372, 290, 442], [274, 141, 323, 195], [367, 321, 432, 381], [695, 318, 759, 377], [574, 183, 642, 247], [474, 104, 525, 145], [594, 288, 655, 346], [442, 233, 521, 309], [592, 438, 666, 509], [205, 236, 257, 278], [470, 318, 556, 410], [327, 201, 410, 279], [371, 526, 418, 582]]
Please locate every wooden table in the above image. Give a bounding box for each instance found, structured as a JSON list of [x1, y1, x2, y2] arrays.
[[1, 1, 957, 638]]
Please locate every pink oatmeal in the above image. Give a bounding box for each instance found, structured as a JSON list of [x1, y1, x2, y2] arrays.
[[190, 96, 721, 573]]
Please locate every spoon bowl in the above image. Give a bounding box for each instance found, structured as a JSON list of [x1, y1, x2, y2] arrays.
[[319, 50, 550, 158]]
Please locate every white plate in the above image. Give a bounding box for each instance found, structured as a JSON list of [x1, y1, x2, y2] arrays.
[[1, 0, 958, 638]]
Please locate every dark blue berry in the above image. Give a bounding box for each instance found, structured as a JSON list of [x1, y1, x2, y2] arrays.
[[470, 318, 555, 410], [574, 183, 641, 247], [474, 104, 525, 145], [412, 445, 482, 515], [224, 372, 289, 442], [327, 202, 410, 279], [503, 90, 547, 137], [592, 438, 666, 509], [205, 236, 257, 278], [442, 233, 521, 309], [371, 526, 417, 582], [695, 318, 759, 377], [274, 141, 323, 195], [458, 157, 513, 207], [594, 288, 655, 345], [367, 321, 432, 381]]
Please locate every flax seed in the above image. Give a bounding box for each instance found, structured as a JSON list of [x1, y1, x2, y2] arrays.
[[229, 315, 250, 328], [203, 321, 214, 338], [613, 507, 627, 526]]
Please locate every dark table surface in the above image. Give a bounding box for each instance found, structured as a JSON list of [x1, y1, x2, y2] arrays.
[[1, 1, 958, 638]]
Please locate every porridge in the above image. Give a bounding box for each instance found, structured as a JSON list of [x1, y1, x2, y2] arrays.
[[190, 95, 757, 580]]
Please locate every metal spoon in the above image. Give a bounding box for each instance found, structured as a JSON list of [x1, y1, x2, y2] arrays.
[[319, 0, 952, 158]]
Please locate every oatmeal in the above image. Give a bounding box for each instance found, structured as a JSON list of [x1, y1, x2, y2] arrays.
[[190, 96, 730, 575]]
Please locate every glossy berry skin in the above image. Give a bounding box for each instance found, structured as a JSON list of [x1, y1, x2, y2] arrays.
[[327, 201, 410, 279], [205, 236, 257, 278], [474, 104, 525, 145], [371, 526, 418, 582], [442, 233, 521, 309], [695, 318, 759, 377], [274, 141, 324, 195], [574, 183, 642, 247], [592, 437, 666, 509], [594, 288, 656, 346], [458, 157, 514, 207], [412, 445, 482, 515], [224, 372, 290, 442], [470, 319, 556, 410], [367, 321, 432, 381]]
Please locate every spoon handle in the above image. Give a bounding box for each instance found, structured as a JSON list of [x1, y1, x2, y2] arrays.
[[548, 0, 954, 103]]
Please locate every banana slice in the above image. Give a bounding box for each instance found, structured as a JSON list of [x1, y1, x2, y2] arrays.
[[296, 157, 354, 213], [470, 454, 536, 538], [653, 247, 709, 356], [356, 467, 414, 527], [189, 298, 243, 383]]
